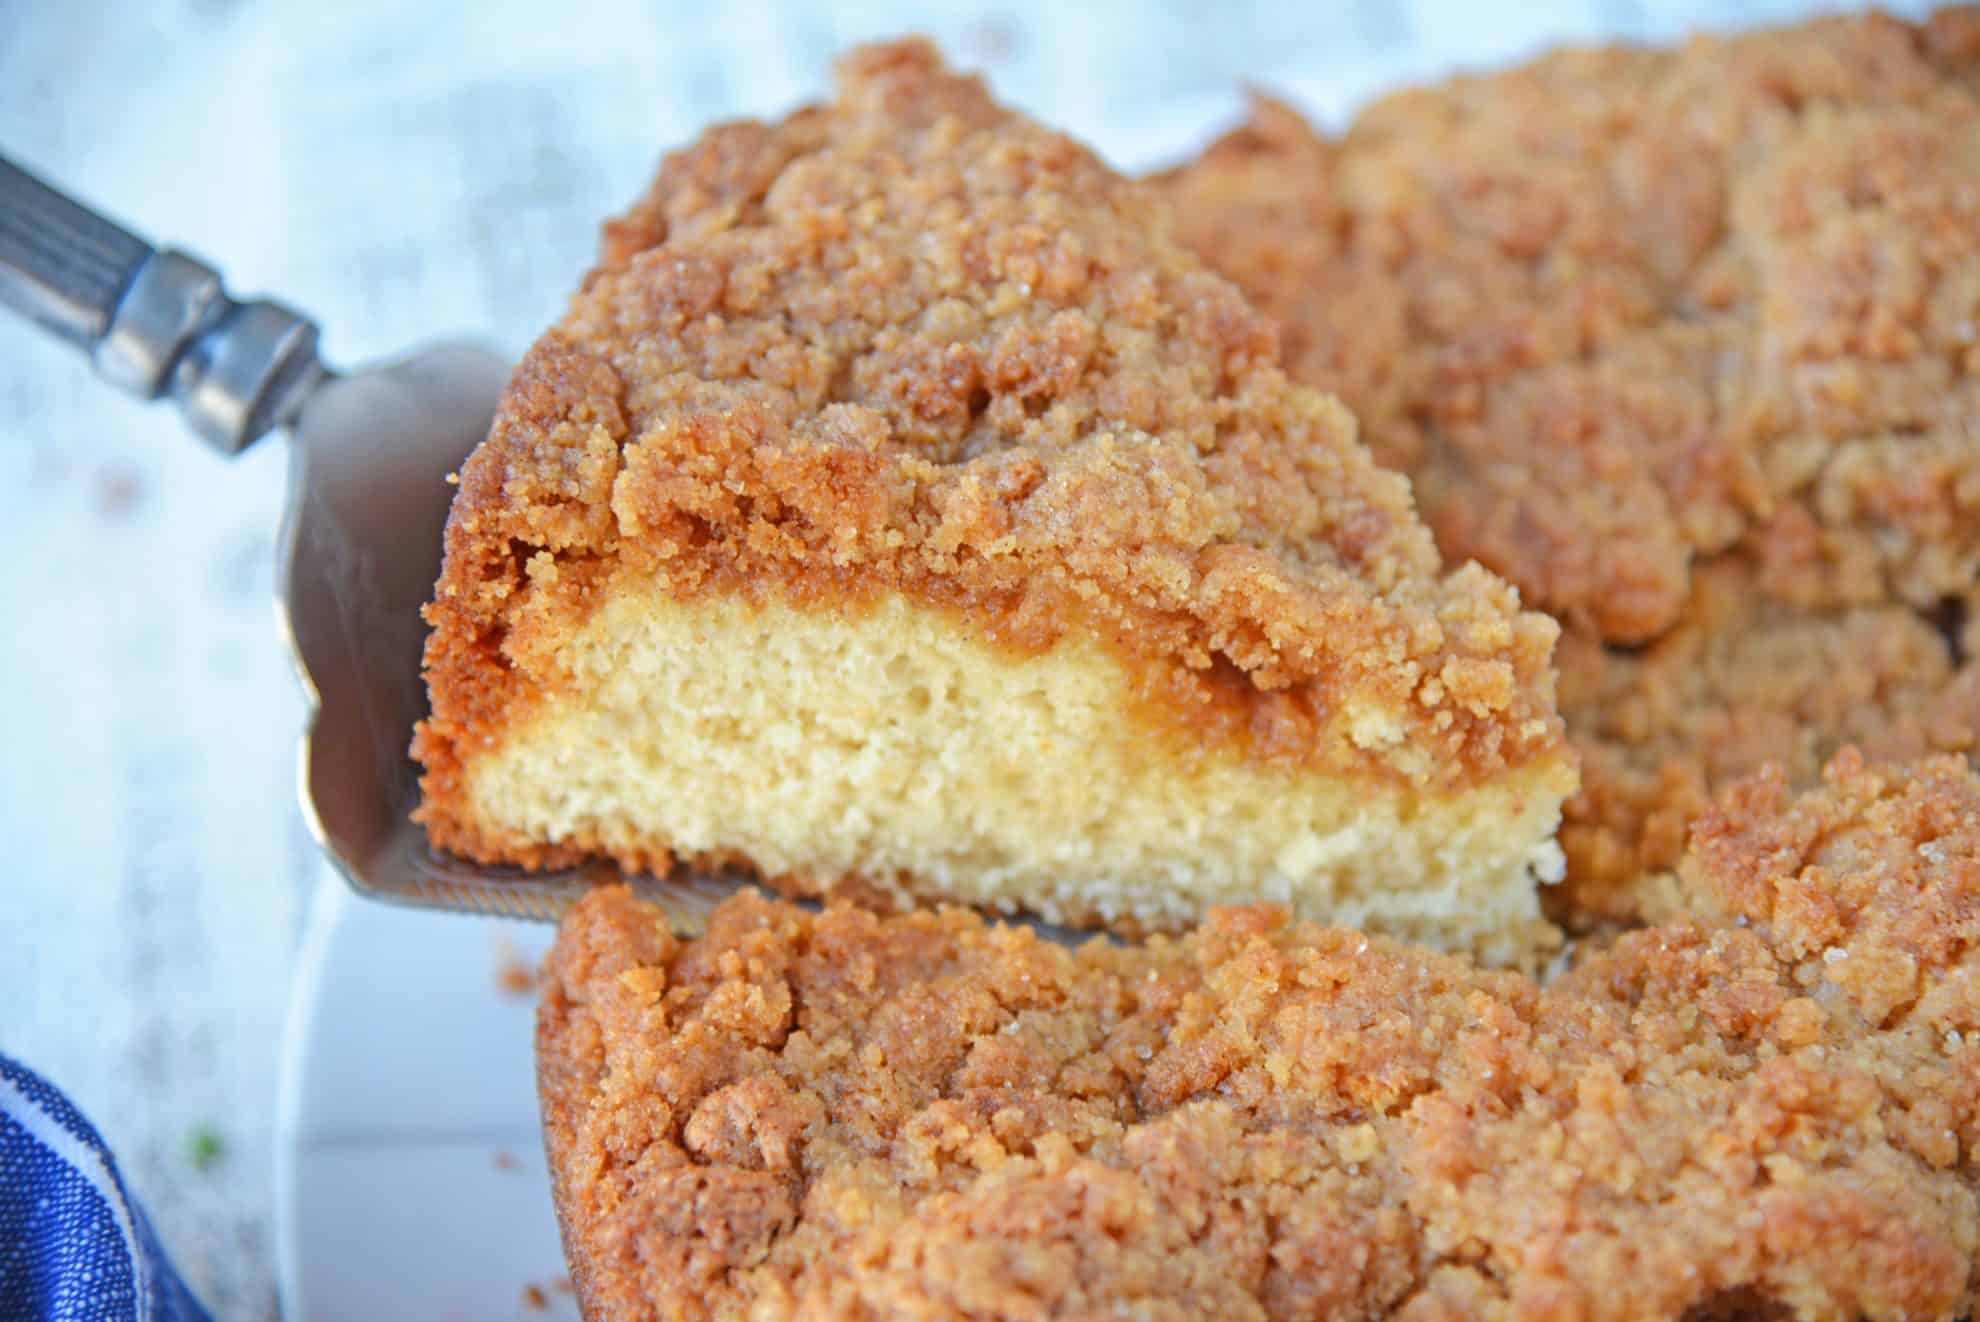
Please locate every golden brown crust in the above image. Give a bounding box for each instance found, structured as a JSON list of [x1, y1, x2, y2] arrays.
[[411, 40, 1570, 871], [1555, 558, 1980, 926], [1156, 9, 1980, 645], [539, 751, 1980, 1321]]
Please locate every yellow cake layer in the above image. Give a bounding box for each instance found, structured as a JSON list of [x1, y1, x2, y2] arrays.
[[465, 585, 1572, 963]]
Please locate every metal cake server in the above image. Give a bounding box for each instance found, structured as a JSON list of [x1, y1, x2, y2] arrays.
[[0, 154, 733, 928]]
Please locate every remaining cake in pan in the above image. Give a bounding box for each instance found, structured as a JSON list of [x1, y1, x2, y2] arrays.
[[1156, 8, 1980, 923], [539, 752, 1980, 1322], [412, 41, 1574, 961]]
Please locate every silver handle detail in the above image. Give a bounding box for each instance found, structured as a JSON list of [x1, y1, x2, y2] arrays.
[[0, 153, 329, 454]]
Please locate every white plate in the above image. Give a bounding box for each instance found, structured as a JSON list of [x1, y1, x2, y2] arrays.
[[274, 878, 580, 1322]]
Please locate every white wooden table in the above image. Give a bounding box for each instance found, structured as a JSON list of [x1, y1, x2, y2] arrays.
[[0, 0, 1921, 1313]]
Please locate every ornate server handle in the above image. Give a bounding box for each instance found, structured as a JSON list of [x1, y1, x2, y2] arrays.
[[0, 152, 329, 454]]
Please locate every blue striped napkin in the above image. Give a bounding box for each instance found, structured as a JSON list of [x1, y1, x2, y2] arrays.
[[0, 1053, 212, 1322]]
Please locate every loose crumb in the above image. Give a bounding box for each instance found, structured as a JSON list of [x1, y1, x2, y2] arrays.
[[494, 938, 536, 997]]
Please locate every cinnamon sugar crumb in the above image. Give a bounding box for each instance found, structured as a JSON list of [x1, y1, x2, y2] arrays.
[[494, 938, 537, 997]]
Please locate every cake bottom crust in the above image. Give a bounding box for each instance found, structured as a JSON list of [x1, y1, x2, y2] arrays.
[[448, 585, 1572, 964]]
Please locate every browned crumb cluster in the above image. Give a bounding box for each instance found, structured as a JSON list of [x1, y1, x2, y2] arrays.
[[1156, 8, 1980, 922], [540, 752, 1980, 1322], [495, 940, 539, 998], [413, 40, 1566, 871]]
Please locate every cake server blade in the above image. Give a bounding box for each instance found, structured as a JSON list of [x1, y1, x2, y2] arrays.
[[0, 151, 735, 930]]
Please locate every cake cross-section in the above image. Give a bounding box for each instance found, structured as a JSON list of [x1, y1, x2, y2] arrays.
[[411, 41, 1575, 962]]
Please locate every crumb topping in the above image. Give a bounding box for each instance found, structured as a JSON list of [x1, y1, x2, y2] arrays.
[[1157, 10, 1980, 645], [1557, 558, 1980, 925], [414, 40, 1568, 865], [540, 752, 1980, 1321]]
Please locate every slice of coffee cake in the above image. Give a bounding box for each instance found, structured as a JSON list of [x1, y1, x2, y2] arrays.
[[413, 41, 1573, 961]]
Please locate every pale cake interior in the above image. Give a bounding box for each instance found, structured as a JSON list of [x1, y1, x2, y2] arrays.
[[468, 584, 1571, 963]]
